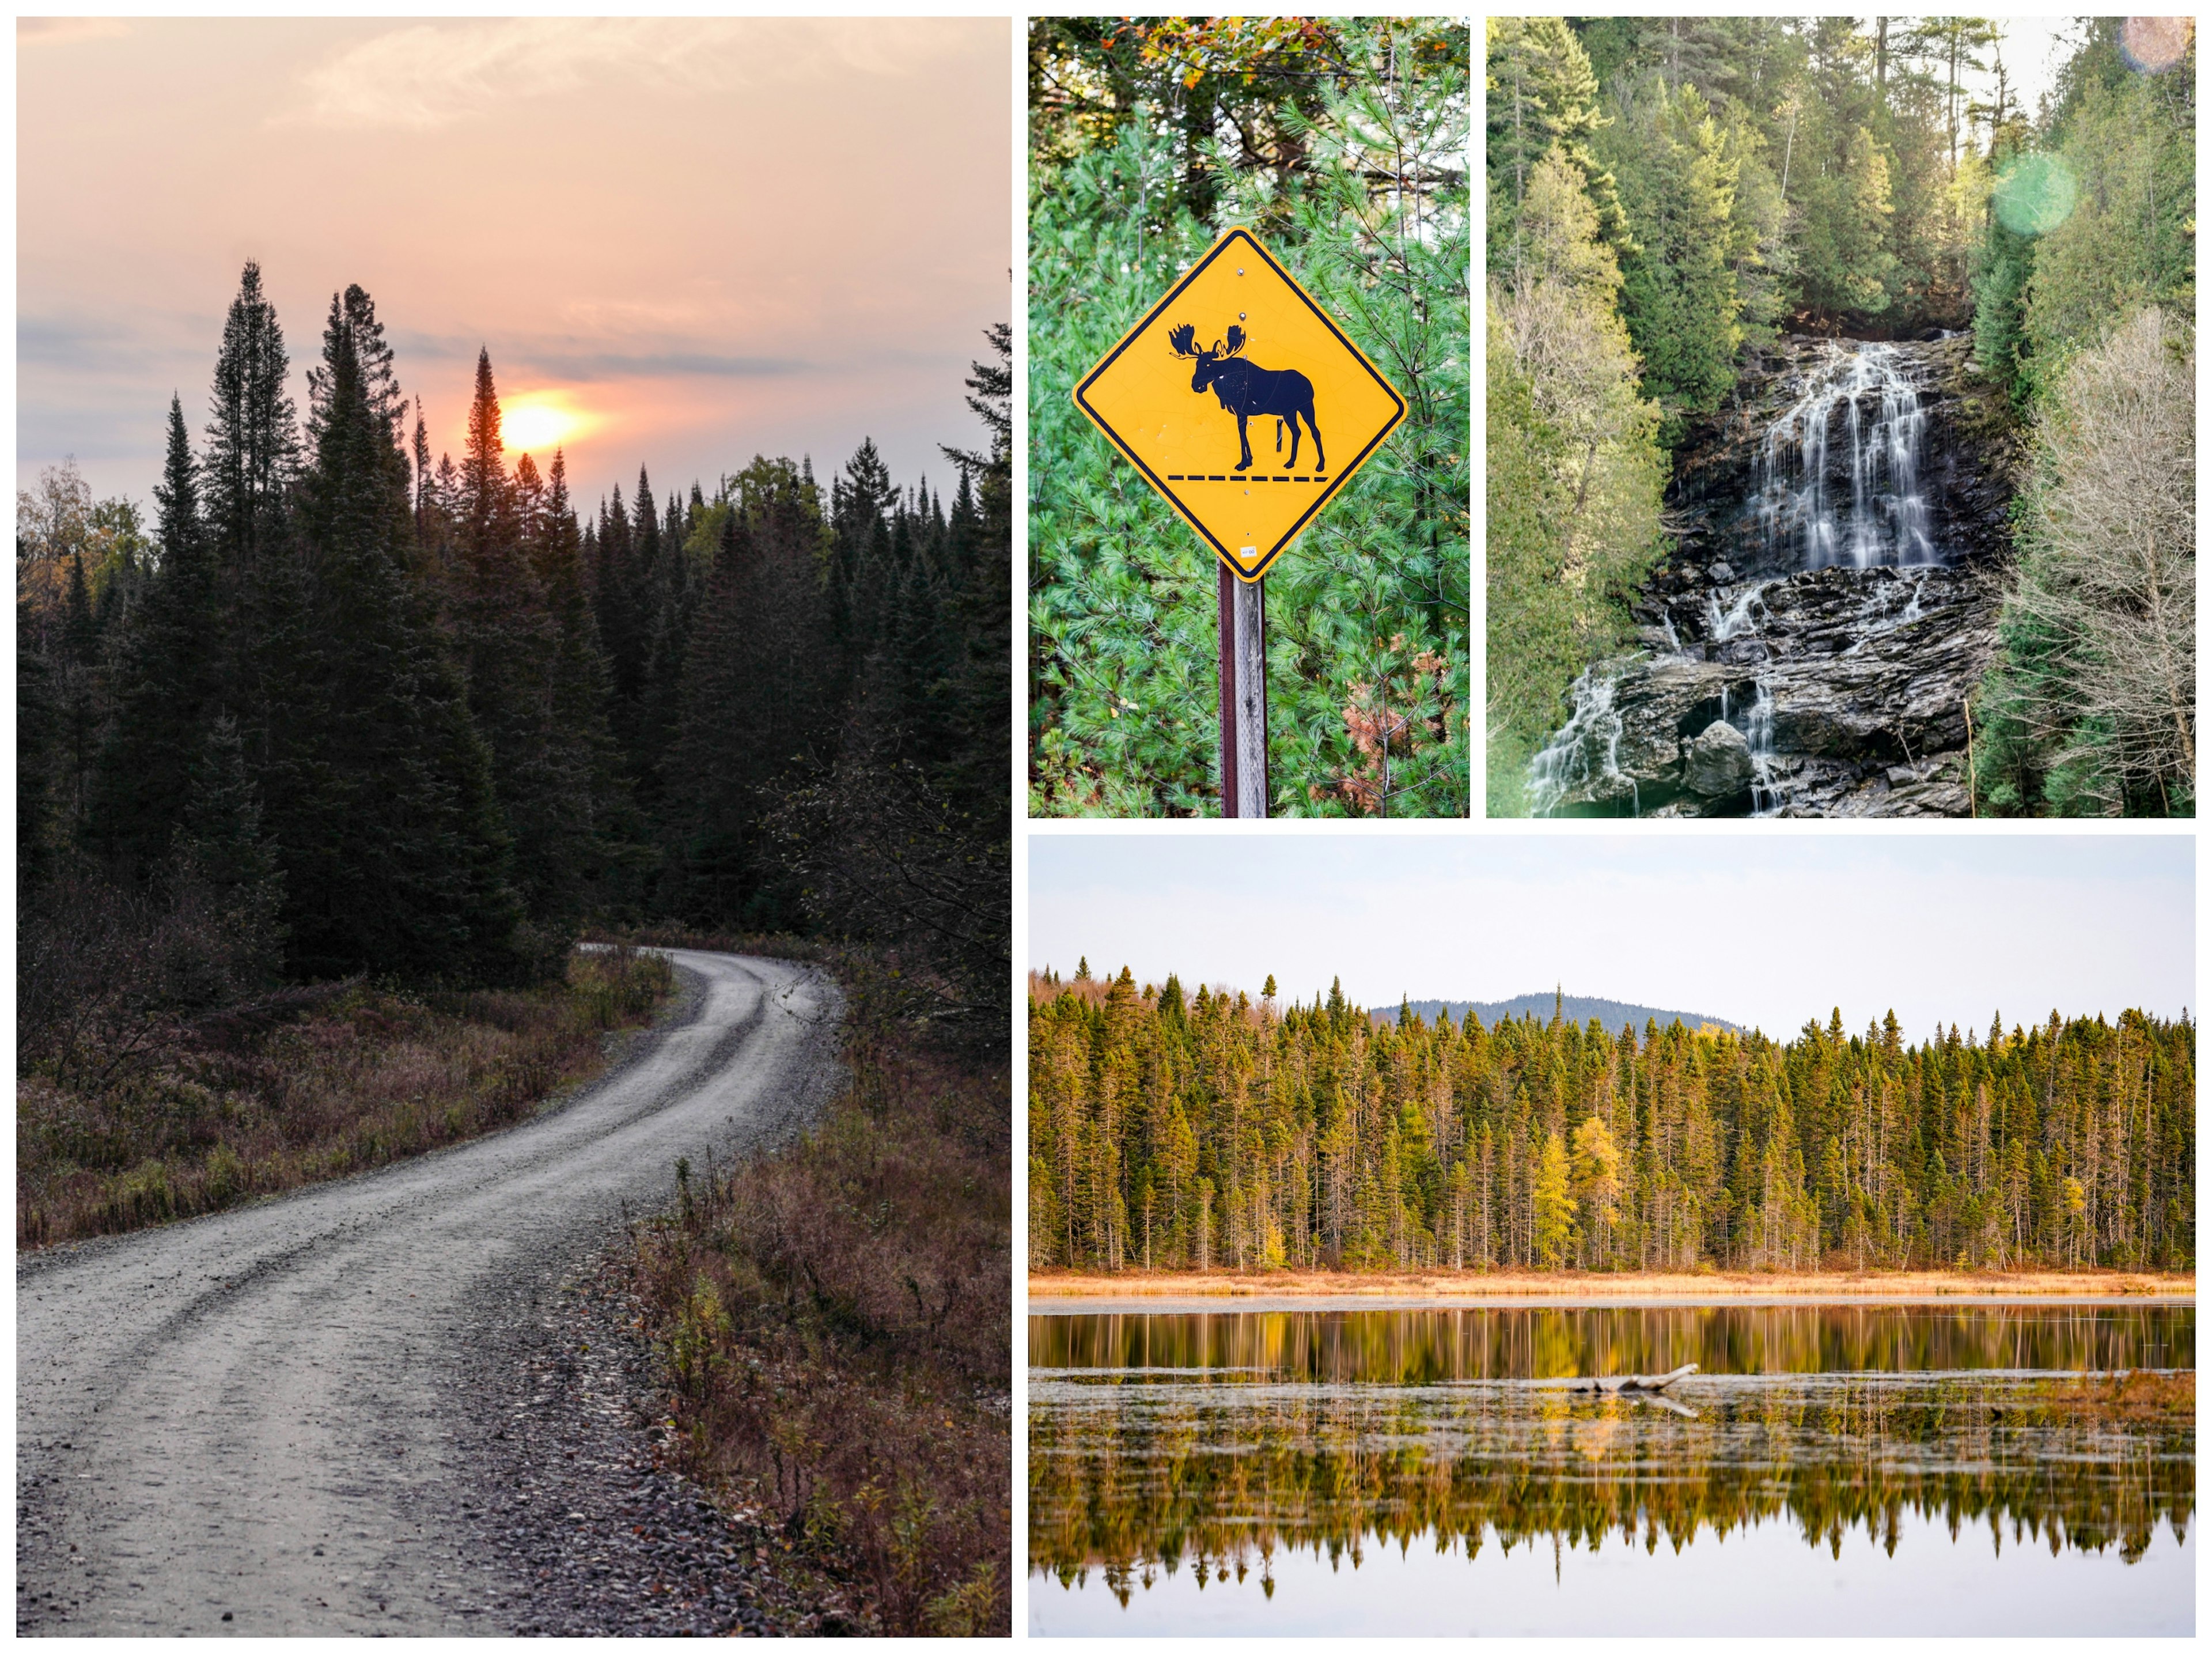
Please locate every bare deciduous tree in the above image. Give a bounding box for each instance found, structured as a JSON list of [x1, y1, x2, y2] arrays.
[[2006, 306, 2195, 811]]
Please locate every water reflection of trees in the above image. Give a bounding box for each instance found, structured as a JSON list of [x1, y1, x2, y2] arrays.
[[1032, 1304, 2194, 1384], [1029, 1373, 2195, 1602]]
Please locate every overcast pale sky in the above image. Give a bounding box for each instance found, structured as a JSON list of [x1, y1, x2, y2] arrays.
[[1985, 17, 2075, 116], [18, 17, 1009, 514], [1030, 835, 2195, 1040]]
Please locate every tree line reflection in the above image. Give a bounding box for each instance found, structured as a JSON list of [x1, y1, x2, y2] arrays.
[[1029, 1309, 2194, 1602], [1033, 1303, 2192, 1383]]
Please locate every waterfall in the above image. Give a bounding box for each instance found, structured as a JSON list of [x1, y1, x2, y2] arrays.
[[1704, 580, 1771, 642], [1522, 331, 1991, 817], [1528, 667, 1634, 817], [1744, 679, 1782, 815], [1753, 342, 1937, 570]]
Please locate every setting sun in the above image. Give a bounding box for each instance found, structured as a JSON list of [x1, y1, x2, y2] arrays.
[[499, 395, 588, 456]]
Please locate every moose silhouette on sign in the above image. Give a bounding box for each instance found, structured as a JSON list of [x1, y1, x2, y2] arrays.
[[1168, 323, 1325, 474]]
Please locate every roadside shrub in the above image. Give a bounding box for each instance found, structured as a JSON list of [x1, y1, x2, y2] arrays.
[[626, 991, 1010, 1636]]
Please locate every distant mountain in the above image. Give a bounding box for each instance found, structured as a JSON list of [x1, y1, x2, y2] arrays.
[[1372, 992, 1745, 1035]]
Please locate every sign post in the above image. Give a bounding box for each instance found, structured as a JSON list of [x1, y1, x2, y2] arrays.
[[1218, 565, 1266, 816], [1072, 226, 1406, 816]]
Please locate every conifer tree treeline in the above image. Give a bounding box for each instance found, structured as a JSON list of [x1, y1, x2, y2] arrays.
[[1029, 970, 2194, 1273], [20, 265, 1009, 1031]]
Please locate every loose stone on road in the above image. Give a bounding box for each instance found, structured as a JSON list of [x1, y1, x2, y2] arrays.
[[16, 951, 841, 1636]]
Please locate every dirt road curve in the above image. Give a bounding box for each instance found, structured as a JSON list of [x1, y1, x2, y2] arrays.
[[17, 951, 841, 1636]]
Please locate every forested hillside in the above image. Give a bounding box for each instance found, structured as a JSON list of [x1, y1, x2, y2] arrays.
[[1028, 967, 2193, 1274], [18, 264, 1010, 1052], [1376, 991, 1740, 1035], [1486, 17, 2194, 816]]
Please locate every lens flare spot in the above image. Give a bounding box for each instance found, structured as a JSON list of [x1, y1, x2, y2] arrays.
[[2121, 16, 2191, 73], [499, 395, 588, 455], [1992, 153, 2078, 239]]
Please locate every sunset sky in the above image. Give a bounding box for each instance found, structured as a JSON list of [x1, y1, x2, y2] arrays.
[[19, 17, 1010, 513]]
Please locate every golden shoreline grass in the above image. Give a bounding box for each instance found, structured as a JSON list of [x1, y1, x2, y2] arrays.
[[1029, 1268, 2196, 1301]]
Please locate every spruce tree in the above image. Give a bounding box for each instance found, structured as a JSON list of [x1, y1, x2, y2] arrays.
[[667, 463, 834, 924], [275, 312, 525, 983], [88, 396, 225, 873], [202, 260, 299, 577], [171, 712, 285, 982], [446, 349, 598, 957]]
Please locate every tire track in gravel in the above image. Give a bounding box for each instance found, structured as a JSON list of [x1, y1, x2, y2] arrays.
[[17, 951, 842, 1636]]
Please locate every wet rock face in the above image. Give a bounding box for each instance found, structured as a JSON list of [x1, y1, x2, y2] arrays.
[[1530, 333, 2018, 819]]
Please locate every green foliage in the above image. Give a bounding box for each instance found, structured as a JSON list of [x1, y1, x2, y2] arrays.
[[1486, 16, 1626, 266], [1484, 149, 1667, 815], [1597, 77, 1762, 438], [39, 258, 1008, 1008], [1791, 122, 1900, 316], [1029, 20, 1469, 817], [1491, 18, 2196, 821], [1030, 971, 2196, 1273], [1967, 21, 2196, 816]]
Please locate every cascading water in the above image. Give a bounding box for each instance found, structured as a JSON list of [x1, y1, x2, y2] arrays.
[[1527, 667, 1633, 817], [1524, 331, 2003, 819], [1743, 679, 1781, 815], [1754, 341, 1938, 570], [1704, 580, 1771, 642]]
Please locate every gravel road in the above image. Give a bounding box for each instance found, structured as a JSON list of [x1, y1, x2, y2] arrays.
[[17, 950, 843, 1636]]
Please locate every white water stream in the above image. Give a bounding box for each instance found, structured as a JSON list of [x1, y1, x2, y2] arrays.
[[1755, 340, 1937, 570]]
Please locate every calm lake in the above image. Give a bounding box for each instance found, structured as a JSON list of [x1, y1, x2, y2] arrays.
[[1029, 1302, 2195, 1636]]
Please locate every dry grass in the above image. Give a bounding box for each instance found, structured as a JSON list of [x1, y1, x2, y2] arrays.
[[2006, 1368, 2195, 1424], [17, 947, 673, 1250], [624, 974, 1010, 1637], [1030, 1266, 2197, 1301]]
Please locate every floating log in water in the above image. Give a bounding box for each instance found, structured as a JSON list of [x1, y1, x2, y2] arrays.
[[1570, 1362, 1699, 1395]]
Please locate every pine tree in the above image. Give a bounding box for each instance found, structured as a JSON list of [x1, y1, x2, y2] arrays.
[[445, 349, 599, 958], [665, 460, 836, 923], [171, 712, 285, 982], [307, 283, 408, 453]]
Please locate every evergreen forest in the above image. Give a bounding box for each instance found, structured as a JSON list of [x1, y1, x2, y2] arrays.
[[1031, 18, 1470, 817], [1028, 968, 2194, 1274], [1487, 16, 2194, 815], [18, 264, 1010, 1042]]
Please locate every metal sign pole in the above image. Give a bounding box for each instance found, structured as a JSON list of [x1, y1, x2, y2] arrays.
[[1219, 567, 1267, 818]]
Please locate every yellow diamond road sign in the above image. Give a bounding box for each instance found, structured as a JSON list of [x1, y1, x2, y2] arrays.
[[1073, 226, 1407, 583]]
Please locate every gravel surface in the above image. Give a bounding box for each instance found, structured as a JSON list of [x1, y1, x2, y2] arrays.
[[17, 951, 842, 1637], [453, 1252, 871, 1636]]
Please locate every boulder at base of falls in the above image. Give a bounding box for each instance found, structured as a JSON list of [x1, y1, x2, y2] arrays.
[[1683, 720, 1753, 797]]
